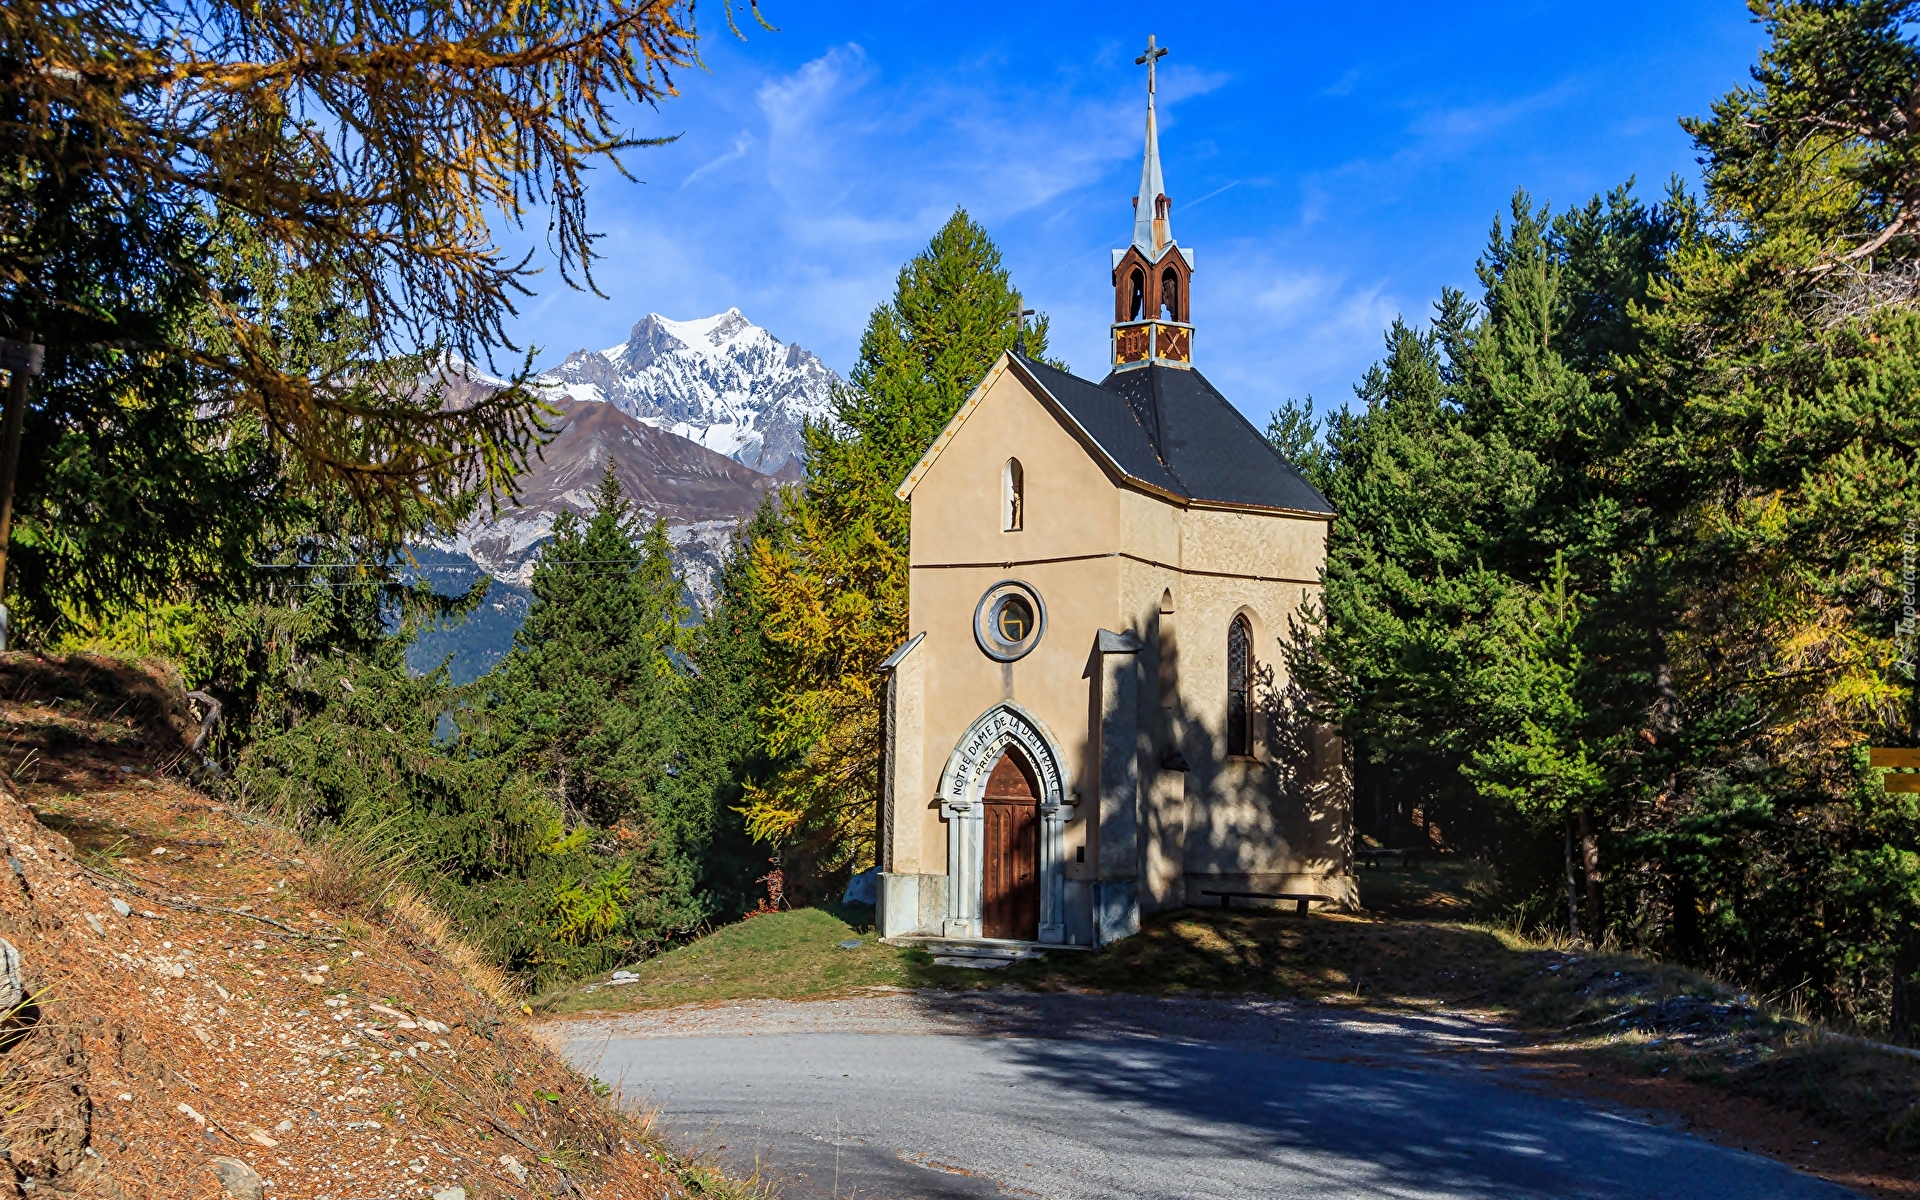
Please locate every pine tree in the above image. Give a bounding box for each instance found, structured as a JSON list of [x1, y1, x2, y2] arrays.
[[744, 210, 1049, 894], [1289, 188, 1685, 931], [479, 463, 689, 831], [1290, 3, 1920, 1035], [235, 466, 713, 989], [1620, 0, 1920, 1034], [659, 499, 793, 919]]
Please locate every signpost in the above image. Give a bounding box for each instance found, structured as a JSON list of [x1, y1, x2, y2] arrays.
[[1870, 747, 1920, 792]]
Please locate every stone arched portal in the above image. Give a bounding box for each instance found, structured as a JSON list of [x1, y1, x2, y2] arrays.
[[936, 702, 1074, 943]]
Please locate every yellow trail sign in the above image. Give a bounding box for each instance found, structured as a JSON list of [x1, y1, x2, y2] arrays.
[[1868, 747, 1920, 790]]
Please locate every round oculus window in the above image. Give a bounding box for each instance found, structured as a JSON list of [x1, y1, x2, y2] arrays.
[[974, 580, 1046, 662]]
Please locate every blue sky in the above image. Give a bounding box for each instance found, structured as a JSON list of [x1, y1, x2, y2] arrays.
[[500, 1, 1765, 423]]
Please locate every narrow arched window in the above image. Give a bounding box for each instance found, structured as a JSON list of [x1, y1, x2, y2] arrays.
[[1227, 615, 1252, 757], [1128, 268, 1146, 320], [1160, 268, 1180, 321], [1003, 458, 1024, 531]]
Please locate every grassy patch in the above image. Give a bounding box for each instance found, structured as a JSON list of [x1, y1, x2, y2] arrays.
[[1693, 1038, 1920, 1153], [533, 905, 993, 1013], [1354, 857, 1496, 918], [993, 909, 1752, 1027], [535, 899, 1738, 1031]]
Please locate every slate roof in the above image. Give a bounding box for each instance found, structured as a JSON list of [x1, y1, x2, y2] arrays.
[[1014, 356, 1335, 517]]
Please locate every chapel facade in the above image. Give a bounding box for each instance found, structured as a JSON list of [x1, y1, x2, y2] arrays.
[[875, 39, 1353, 948]]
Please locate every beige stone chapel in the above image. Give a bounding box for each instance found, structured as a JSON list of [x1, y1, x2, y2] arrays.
[[875, 41, 1354, 948]]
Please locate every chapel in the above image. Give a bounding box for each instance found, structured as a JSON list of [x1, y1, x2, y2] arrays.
[[875, 38, 1353, 948]]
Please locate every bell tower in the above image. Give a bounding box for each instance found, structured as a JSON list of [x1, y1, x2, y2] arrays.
[[1111, 34, 1195, 371]]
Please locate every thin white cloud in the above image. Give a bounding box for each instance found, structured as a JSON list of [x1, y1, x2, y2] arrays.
[[1182, 180, 1241, 211], [682, 131, 754, 187], [1408, 76, 1584, 145]]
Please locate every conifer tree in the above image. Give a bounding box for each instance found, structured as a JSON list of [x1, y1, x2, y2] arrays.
[[744, 210, 1049, 893], [477, 463, 689, 832], [1622, 0, 1920, 1034], [1287, 188, 1686, 933], [1288, 2, 1920, 1034], [660, 499, 794, 918], [3, 0, 713, 518]]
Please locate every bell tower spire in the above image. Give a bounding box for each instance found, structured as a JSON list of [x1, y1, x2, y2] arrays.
[[1132, 34, 1170, 256], [1111, 34, 1194, 372]]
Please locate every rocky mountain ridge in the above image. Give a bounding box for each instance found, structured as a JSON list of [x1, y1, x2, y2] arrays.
[[413, 311, 831, 680], [439, 397, 789, 597]]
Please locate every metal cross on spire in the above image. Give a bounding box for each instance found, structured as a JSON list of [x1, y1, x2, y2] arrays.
[[1131, 35, 1171, 254], [1136, 33, 1169, 95]]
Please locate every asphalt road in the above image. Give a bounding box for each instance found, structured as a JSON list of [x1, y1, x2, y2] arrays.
[[546, 993, 1859, 1200]]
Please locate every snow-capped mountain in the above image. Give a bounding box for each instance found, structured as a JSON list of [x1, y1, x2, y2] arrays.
[[534, 309, 839, 474], [406, 311, 831, 681]]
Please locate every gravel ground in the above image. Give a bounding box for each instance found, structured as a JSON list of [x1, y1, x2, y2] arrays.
[[536, 991, 1862, 1200]]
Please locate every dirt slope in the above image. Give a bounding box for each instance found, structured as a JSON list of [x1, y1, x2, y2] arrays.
[[0, 654, 746, 1200]]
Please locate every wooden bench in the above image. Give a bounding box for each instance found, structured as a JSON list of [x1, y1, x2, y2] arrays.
[[1199, 890, 1336, 915], [1355, 847, 1426, 871]]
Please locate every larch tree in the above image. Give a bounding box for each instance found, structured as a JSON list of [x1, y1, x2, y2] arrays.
[[1, 0, 737, 635], [1283, 0, 1920, 1036], [743, 210, 1051, 894], [1623, 0, 1920, 1034]]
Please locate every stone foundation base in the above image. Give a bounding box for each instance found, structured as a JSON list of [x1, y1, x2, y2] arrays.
[[877, 872, 949, 938], [1094, 880, 1139, 947]]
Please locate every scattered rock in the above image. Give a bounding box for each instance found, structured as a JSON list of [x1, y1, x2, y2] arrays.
[[245, 1126, 279, 1148], [0, 937, 22, 1011], [82, 914, 105, 936], [177, 1102, 205, 1127], [837, 939, 863, 950], [842, 866, 879, 906], [274, 1119, 293, 1133], [498, 1154, 528, 1184], [421, 1019, 450, 1034], [109, 898, 131, 917], [207, 1155, 264, 1200], [432, 1188, 466, 1200]]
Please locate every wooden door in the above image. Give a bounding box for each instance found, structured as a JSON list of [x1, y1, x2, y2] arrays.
[[982, 749, 1040, 940]]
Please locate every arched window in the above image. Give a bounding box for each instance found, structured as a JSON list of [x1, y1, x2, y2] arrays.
[[1227, 615, 1252, 757], [1160, 268, 1180, 321], [1003, 458, 1024, 531], [1128, 268, 1146, 320]]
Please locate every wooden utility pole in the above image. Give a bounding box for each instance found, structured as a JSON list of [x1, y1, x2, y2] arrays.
[[0, 335, 43, 651]]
